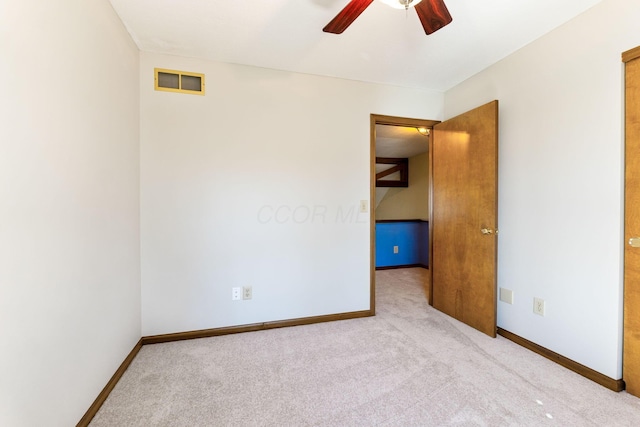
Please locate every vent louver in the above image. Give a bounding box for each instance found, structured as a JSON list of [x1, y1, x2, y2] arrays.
[[154, 68, 205, 95]]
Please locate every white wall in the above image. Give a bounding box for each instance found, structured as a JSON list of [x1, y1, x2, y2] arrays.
[[140, 52, 443, 335], [0, 1, 140, 426], [444, 0, 640, 379], [376, 152, 430, 220]]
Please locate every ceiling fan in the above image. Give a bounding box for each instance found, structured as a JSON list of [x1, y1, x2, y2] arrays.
[[323, 0, 452, 35]]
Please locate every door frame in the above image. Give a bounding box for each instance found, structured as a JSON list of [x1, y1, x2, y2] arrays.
[[623, 45, 640, 394], [369, 114, 440, 313]]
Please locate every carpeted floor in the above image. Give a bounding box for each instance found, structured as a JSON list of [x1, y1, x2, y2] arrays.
[[90, 268, 640, 426]]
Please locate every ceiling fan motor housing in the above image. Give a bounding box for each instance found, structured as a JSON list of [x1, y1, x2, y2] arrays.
[[380, 0, 423, 10], [323, 0, 452, 35], [400, 0, 418, 9]]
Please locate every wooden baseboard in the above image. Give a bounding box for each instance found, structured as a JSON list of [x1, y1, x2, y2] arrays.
[[76, 339, 143, 427], [497, 328, 625, 392], [376, 264, 428, 271], [141, 310, 374, 345]]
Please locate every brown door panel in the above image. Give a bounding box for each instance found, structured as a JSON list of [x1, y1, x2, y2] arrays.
[[431, 101, 499, 337]]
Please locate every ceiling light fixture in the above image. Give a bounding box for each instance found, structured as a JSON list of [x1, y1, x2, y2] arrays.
[[379, 0, 423, 10], [417, 127, 430, 136]]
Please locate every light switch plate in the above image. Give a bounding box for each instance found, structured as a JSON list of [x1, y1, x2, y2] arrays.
[[499, 288, 514, 304]]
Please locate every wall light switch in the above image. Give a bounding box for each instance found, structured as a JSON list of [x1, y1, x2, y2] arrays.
[[393, 246, 399, 254]]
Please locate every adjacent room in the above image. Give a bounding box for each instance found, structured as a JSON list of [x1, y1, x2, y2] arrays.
[[2, 0, 640, 425]]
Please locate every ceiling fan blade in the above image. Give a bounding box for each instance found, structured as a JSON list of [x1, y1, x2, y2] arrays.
[[415, 0, 453, 35], [323, 0, 374, 34]]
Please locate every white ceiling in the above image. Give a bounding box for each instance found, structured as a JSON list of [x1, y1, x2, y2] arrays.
[[376, 124, 429, 158], [108, 0, 603, 92]]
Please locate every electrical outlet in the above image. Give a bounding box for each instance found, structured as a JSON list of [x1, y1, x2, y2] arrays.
[[393, 246, 399, 254], [533, 297, 545, 316], [359, 200, 368, 213], [243, 286, 252, 300], [232, 287, 241, 301]]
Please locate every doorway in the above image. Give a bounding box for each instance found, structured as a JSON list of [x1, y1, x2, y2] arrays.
[[370, 115, 439, 313]]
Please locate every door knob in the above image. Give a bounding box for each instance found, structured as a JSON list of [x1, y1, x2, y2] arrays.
[[481, 228, 494, 235], [630, 237, 640, 248]]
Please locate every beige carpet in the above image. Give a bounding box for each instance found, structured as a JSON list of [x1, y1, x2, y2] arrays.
[[90, 268, 640, 426]]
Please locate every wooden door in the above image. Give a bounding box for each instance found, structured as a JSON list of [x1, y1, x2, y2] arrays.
[[623, 47, 640, 396], [431, 101, 499, 337]]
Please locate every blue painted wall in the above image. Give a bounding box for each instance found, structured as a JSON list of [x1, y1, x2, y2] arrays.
[[375, 221, 428, 268]]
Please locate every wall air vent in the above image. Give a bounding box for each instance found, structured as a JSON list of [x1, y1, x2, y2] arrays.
[[154, 68, 205, 95]]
